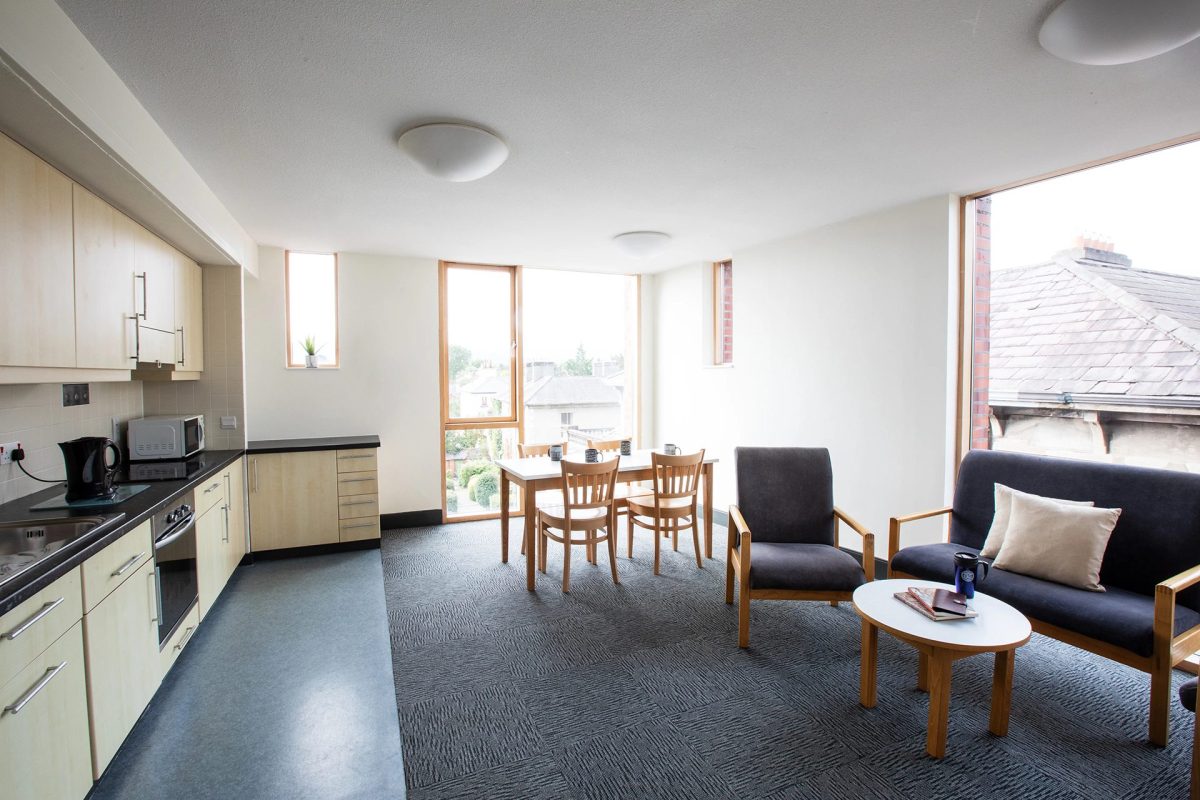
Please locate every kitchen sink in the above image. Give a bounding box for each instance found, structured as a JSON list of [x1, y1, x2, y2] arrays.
[[0, 514, 125, 585]]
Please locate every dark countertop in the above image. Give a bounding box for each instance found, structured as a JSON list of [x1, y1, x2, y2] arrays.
[[246, 434, 380, 454], [0, 449, 244, 616]]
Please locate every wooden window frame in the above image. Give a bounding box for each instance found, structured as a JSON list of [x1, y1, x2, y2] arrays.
[[284, 250, 340, 368], [712, 260, 733, 365]]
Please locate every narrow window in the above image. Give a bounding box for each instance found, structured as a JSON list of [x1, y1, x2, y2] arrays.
[[714, 260, 733, 365], [285, 251, 339, 368]]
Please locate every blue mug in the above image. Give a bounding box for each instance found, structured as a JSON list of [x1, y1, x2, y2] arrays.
[[953, 552, 989, 599]]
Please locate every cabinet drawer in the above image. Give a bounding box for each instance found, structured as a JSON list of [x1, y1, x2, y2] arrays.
[[195, 474, 226, 515], [338, 494, 379, 520], [81, 520, 152, 612], [159, 604, 200, 679], [336, 448, 377, 473], [337, 470, 378, 497], [0, 621, 93, 800], [339, 517, 381, 542], [0, 569, 82, 689]]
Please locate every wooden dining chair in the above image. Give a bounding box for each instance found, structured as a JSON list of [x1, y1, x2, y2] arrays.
[[626, 450, 705, 574], [537, 457, 620, 593], [513, 442, 569, 556], [587, 437, 653, 522]]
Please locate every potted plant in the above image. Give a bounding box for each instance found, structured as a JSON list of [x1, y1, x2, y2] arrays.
[[300, 335, 322, 368]]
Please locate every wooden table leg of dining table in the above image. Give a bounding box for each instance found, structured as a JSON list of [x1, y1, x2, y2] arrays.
[[989, 649, 1015, 737], [703, 464, 714, 559], [499, 472, 510, 564], [860, 619, 878, 708], [926, 650, 953, 758], [524, 505, 536, 591]]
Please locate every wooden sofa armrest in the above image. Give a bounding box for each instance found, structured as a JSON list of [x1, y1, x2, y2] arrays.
[[1156, 564, 1200, 663], [728, 504, 751, 551], [834, 507, 876, 581], [888, 506, 952, 563]]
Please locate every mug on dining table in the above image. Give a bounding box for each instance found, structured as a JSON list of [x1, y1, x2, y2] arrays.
[[584, 448, 600, 463], [548, 444, 563, 461]]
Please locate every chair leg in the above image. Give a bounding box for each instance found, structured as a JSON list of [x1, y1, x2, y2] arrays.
[[627, 512, 634, 559], [1150, 658, 1172, 747], [562, 534, 571, 593], [653, 517, 662, 575], [724, 558, 735, 605], [738, 582, 751, 648], [538, 522, 547, 574], [607, 529, 620, 585], [691, 518, 702, 569], [672, 519, 679, 552]]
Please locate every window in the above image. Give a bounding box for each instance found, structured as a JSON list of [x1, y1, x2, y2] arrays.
[[963, 139, 1200, 472], [713, 260, 733, 365], [560, 411, 574, 427], [285, 251, 339, 368]]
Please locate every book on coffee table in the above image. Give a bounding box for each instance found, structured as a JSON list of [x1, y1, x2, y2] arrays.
[[894, 586, 979, 621]]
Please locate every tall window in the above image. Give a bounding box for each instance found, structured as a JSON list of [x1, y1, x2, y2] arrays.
[[714, 260, 733, 365], [965, 140, 1200, 472], [285, 251, 339, 367]]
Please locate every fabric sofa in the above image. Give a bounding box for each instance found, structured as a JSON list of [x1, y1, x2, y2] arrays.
[[888, 449, 1200, 747]]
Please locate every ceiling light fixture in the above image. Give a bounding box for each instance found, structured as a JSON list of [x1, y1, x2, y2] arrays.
[[1039, 0, 1200, 65], [613, 231, 671, 259], [397, 123, 509, 182]]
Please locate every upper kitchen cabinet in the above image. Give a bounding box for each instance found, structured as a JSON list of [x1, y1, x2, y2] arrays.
[[174, 252, 204, 371], [132, 225, 177, 367], [0, 132, 76, 368], [74, 185, 138, 370]]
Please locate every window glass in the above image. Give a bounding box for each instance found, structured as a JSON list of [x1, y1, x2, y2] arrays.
[[714, 260, 733, 365], [286, 252, 338, 367]]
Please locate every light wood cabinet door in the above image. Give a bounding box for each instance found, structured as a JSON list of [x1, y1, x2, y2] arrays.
[[0, 569, 82, 689], [224, 459, 247, 580], [82, 559, 160, 779], [0, 622, 93, 800], [73, 185, 138, 369], [248, 452, 339, 551], [174, 253, 204, 371], [0, 132, 76, 368], [195, 502, 226, 621], [134, 226, 175, 338]]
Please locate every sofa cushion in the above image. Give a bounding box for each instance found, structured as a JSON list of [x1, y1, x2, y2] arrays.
[[891, 542, 1200, 658], [979, 483, 1094, 560], [749, 542, 865, 592], [735, 447, 834, 545], [992, 492, 1121, 592], [949, 450, 1200, 611]]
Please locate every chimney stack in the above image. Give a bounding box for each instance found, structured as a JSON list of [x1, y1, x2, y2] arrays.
[[1066, 231, 1131, 267]]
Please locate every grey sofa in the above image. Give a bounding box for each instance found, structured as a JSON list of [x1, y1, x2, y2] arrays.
[[889, 449, 1200, 747]]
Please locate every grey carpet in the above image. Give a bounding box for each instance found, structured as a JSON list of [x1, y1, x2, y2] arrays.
[[382, 521, 1190, 800]]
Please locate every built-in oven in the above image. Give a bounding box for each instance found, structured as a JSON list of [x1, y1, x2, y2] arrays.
[[152, 491, 198, 647]]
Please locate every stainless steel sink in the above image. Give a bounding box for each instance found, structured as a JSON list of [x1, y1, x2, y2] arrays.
[[0, 514, 124, 586]]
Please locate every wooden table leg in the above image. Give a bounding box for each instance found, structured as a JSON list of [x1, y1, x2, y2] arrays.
[[703, 464, 714, 559], [926, 650, 952, 758], [525, 488, 536, 591], [989, 649, 1015, 737], [860, 620, 878, 708], [917, 652, 929, 692], [499, 472, 510, 564]]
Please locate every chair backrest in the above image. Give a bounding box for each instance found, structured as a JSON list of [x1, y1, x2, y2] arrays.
[[559, 457, 620, 518], [734, 446, 835, 545], [651, 450, 704, 505], [519, 441, 567, 457], [587, 437, 625, 453], [952, 449, 1200, 608]]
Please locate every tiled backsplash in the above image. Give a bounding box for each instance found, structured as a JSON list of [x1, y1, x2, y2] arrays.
[[0, 381, 143, 506], [143, 264, 247, 451]]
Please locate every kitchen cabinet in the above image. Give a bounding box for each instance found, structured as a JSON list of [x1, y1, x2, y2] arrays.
[[337, 449, 381, 542], [158, 603, 199, 679], [0, 620, 93, 800], [0, 131, 77, 368], [174, 251, 204, 371], [224, 458, 247, 577], [0, 569, 83, 690], [80, 520, 152, 613], [82, 558, 160, 779], [73, 185, 138, 370], [248, 451, 340, 551], [132, 226, 177, 366], [198, 457, 247, 619]]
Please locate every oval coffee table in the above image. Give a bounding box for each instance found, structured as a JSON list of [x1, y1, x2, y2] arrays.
[[853, 578, 1032, 758]]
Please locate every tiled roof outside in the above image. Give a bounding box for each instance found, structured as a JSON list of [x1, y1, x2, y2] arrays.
[[525, 375, 621, 407], [989, 248, 1200, 405]]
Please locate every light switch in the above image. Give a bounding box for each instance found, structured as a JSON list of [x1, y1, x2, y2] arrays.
[[220, 416, 238, 430]]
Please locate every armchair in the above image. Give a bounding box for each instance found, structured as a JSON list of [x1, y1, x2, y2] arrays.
[[724, 447, 875, 648]]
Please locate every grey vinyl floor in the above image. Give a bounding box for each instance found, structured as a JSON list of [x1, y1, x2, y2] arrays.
[[90, 550, 406, 800]]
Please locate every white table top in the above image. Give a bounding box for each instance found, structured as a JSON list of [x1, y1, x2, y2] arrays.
[[853, 579, 1031, 653], [496, 449, 718, 481]]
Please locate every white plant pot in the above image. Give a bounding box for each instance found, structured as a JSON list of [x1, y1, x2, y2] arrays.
[[305, 354, 318, 368]]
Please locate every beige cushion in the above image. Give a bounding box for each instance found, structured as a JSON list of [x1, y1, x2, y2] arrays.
[[979, 483, 1094, 559], [992, 491, 1121, 592]]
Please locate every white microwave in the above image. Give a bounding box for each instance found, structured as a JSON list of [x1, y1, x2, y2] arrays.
[[128, 415, 205, 461]]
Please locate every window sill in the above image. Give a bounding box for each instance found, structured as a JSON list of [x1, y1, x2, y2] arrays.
[[286, 365, 340, 370], [701, 363, 735, 370]]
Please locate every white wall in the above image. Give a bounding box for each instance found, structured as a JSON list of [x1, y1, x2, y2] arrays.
[[653, 195, 958, 548], [244, 247, 441, 514]]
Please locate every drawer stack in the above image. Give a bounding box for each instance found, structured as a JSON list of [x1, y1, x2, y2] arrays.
[[336, 448, 380, 541]]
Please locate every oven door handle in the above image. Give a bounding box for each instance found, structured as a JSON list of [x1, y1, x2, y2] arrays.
[[154, 514, 197, 550]]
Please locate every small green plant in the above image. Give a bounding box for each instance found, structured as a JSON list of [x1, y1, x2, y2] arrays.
[[446, 493, 458, 513], [473, 471, 499, 507], [300, 335, 323, 356], [458, 459, 493, 488]]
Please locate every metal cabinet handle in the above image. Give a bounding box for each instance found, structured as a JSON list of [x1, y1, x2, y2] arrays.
[[111, 552, 145, 578], [128, 313, 141, 361], [339, 477, 374, 483], [135, 272, 148, 319], [222, 473, 231, 543], [338, 454, 374, 460], [342, 521, 376, 529], [3, 662, 67, 716], [343, 499, 377, 506], [204, 481, 221, 494], [149, 572, 159, 624], [3, 597, 65, 640], [176, 327, 185, 366], [252, 459, 259, 492], [174, 626, 196, 652]]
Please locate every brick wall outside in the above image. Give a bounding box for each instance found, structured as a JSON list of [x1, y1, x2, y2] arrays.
[[718, 261, 733, 364], [971, 197, 992, 450]]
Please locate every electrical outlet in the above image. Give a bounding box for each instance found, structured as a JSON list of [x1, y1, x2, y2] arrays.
[[220, 416, 238, 430], [62, 383, 90, 407], [0, 442, 21, 466]]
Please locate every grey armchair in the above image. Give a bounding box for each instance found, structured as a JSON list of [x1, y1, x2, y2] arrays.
[[725, 447, 875, 648]]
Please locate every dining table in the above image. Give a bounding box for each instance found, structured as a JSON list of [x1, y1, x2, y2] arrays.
[[496, 450, 719, 590]]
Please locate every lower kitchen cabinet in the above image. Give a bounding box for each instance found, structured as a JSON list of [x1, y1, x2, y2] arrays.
[[0, 620, 93, 800], [196, 500, 225, 620], [224, 458, 247, 576], [83, 558, 160, 779], [248, 451, 340, 551]]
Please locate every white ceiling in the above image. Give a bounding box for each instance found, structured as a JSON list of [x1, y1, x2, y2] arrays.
[[55, 0, 1200, 273]]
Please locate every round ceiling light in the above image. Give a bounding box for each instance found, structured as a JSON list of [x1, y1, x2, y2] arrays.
[[397, 123, 509, 182], [613, 231, 671, 259], [1039, 0, 1200, 65]]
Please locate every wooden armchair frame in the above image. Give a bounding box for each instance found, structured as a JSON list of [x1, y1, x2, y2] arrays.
[[888, 505, 1200, 747], [725, 504, 875, 648]]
